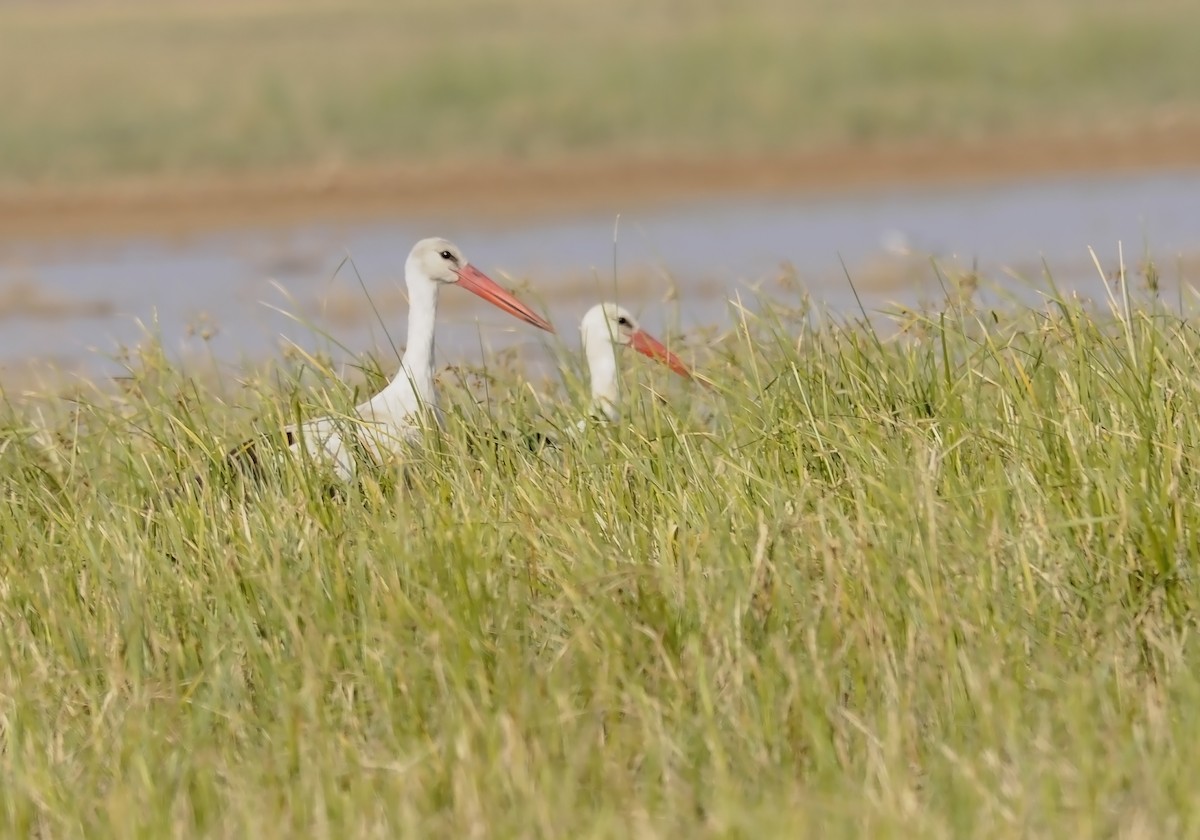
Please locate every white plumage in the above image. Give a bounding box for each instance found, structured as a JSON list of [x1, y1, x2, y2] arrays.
[[249, 237, 554, 479], [579, 302, 693, 424]]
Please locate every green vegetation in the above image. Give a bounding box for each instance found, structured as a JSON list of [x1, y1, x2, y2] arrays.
[[0, 0, 1197, 185], [2, 263, 1199, 836]]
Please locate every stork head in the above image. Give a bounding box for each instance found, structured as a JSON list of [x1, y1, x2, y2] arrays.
[[580, 303, 691, 378], [406, 237, 554, 332]]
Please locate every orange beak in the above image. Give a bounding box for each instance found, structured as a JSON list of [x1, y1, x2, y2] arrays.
[[455, 264, 555, 333], [629, 329, 692, 379]]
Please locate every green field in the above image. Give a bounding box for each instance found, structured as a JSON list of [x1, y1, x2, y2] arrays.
[[0, 0, 1197, 185], [3, 268, 1200, 836]]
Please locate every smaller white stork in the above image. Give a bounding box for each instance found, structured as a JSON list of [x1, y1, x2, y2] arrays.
[[231, 237, 554, 480], [579, 302, 693, 423], [409, 302, 697, 461]]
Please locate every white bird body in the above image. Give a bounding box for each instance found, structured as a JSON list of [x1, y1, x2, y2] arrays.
[[258, 237, 553, 480], [578, 303, 693, 426]]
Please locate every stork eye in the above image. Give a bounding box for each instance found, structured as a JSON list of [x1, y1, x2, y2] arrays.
[[439, 250, 456, 262], [616, 316, 632, 328]]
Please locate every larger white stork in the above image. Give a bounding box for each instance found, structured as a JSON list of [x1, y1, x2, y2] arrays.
[[233, 237, 554, 479]]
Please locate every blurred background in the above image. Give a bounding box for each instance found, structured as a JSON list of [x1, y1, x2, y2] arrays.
[[0, 0, 1198, 382]]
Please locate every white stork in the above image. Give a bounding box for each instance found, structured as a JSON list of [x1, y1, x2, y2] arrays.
[[578, 302, 692, 423], [232, 237, 554, 479]]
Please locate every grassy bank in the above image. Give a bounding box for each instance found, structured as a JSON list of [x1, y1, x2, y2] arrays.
[[2, 263, 1199, 836], [0, 0, 1197, 186]]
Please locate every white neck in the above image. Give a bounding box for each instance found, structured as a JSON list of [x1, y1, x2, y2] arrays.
[[398, 273, 438, 394], [363, 265, 439, 423], [584, 329, 620, 422]]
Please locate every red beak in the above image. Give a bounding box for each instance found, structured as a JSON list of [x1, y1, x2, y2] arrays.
[[629, 329, 692, 379], [454, 264, 555, 333]]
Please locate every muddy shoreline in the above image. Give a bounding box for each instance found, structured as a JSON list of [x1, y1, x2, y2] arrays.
[[3, 126, 1200, 247]]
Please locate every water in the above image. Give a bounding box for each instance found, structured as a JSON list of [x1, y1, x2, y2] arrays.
[[2, 168, 1198, 380]]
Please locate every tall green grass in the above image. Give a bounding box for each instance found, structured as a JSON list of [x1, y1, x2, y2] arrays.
[[2, 266, 1200, 836]]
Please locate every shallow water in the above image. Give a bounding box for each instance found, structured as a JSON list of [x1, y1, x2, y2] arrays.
[[2, 168, 1198, 382]]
